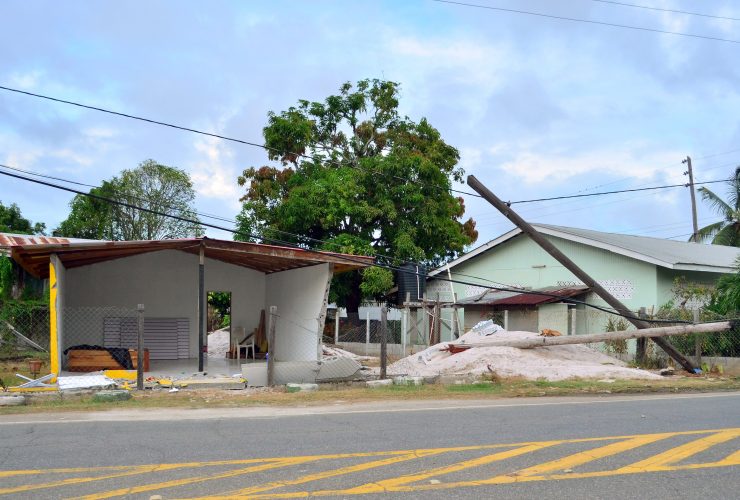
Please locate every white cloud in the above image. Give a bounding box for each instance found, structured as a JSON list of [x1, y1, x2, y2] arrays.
[[498, 148, 685, 184], [8, 70, 43, 89], [190, 136, 241, 209]]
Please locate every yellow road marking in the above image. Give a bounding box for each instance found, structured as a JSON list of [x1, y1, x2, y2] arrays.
[[218, 449, 449, 497], [616, 429, 740, 472], [342, 442, 557, 495], [515, 433, 670, 476], [70, 457, 320, 500], [2, 428, 737, 499]]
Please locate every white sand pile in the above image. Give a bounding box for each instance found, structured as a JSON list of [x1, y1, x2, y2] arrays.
[[208, 327, 230, 358], [386, 321, 661, 381]]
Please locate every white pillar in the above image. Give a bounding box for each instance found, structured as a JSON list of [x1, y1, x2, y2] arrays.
[[365, 311, 371, 356], [334, 309, 340, 344], [401, 308, 407, 356]]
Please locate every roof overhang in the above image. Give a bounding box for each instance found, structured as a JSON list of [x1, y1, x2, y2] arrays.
[[457, 285, 589, 307], [8, 237, 374, 278]]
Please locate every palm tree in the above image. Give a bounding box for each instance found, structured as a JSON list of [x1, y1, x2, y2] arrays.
[[694, 167, 740, 246]]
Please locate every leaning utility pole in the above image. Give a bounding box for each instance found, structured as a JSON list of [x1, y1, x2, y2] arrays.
[[683, 156, 699, 242], [467, 175, 696, 373]]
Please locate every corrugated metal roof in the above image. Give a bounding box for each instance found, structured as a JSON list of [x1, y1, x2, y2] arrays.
[[0, 233, 95, 256], [456, 285, 589, 307], [4, 234, 374, 278], [534, 224, 740, 272], [430, 224, 740, 276]]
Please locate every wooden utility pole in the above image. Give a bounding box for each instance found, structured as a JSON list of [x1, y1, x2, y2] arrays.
[[467, 175, 696, 372], [452, 321, 732, 349], [683, 156, 700, 242]]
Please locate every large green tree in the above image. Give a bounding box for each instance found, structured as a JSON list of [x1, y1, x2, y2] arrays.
[[0, 201, 46, 235], [236, 79, 477, 314], [693, 167, 740, 246], [55, 159, 203, 240]]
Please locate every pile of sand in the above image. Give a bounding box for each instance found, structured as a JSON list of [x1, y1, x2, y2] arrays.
[[207, 327, 230, 358], [385, 321, 661, 381]]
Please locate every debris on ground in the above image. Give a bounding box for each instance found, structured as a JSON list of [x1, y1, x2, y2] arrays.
[[57, 374, 117, 391], [383, 321, 662, 381], [322, 345, 377, 362]]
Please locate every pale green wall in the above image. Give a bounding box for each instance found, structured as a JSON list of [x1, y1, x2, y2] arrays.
[[656, 268, 723, 308], [452, 234, 660, 310]]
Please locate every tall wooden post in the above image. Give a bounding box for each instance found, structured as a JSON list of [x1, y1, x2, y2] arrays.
[[467, 175, 696, 373], [267, 306, 277, 386], [136, 303, 145, 390]]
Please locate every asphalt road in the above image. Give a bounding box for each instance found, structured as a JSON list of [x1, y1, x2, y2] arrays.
[[1, 392, 739, 499]]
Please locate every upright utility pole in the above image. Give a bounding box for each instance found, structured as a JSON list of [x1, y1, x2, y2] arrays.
[[467, 175, 696, 373], [683, 156, 699, 242]]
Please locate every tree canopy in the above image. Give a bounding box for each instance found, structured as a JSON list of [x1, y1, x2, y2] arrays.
[[694, 167, 740, 246], [55, 159, 203, 240], [236, 79, 477, 311], [0, 201, 46, 235]]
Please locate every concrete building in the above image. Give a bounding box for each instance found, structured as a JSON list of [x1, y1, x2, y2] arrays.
[[7, 236, 372, 377], [428, 224, 740, 338]]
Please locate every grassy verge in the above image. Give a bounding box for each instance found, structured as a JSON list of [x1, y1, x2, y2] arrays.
[[2, 375, 739, 414], [0, 355, 51, 388]]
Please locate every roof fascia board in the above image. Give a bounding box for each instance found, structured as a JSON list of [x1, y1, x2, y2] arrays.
[[533, 226, 676, 269], [672, 263, 735, 274]]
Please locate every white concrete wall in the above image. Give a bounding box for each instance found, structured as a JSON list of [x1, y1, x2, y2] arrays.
[[63, 250, 265, 357], [265, 263, 331, 362]]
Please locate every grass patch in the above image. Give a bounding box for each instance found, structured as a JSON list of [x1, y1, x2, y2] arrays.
[[0, 355, 50, 388], [2, 375, 739, 415]]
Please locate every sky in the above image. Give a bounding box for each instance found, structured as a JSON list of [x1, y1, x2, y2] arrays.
[[1, 0, 739, 250]]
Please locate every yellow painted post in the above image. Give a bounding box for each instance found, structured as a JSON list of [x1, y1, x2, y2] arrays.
[[48, 260, 59, 380]]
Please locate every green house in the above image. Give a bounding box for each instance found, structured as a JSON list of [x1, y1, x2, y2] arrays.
[[428, 224, 740, 338]]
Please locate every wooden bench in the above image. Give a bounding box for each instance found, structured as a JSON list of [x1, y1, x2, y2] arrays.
[[66, 349, 150, 372]]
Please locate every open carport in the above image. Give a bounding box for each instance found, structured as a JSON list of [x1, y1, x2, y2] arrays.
[[9, 237, 372, 379]]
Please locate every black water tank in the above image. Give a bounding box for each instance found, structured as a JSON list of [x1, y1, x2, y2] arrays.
[[397, 263, 426, 305]]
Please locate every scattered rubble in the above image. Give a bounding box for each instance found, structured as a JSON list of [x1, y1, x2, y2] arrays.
[[384, 321, 662, 382]]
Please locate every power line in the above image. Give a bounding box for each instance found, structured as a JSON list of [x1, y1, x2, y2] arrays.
[[0, 163, 236, 225], [430, 0, 740, 44], [4, 83, 740, 209], [0, 84, 483, 199], [587, 0, 740, 22], [508, 178, 729, 205], [0, 166, 690, 324]]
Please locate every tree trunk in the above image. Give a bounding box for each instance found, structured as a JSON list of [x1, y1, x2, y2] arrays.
[[344, 272, 363, 325]]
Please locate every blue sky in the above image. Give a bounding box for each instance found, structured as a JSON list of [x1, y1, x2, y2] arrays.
[[1, 0, 739, 248]]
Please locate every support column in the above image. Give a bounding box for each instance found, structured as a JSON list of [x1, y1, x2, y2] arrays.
[[198, 242, 205, 372], [49, 254, 65, 380]]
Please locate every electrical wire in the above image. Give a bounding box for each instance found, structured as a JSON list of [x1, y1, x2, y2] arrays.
[[4, 83, 740, 212], [587, 0, 740, 22], [0, 85, 482, 199], [0, 166, 693, 324], [508, 178, 729, 204], [430, 0, 740, 44]]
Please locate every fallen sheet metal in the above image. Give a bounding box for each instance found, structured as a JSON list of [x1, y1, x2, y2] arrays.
[[57, 375, 116, 391]]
